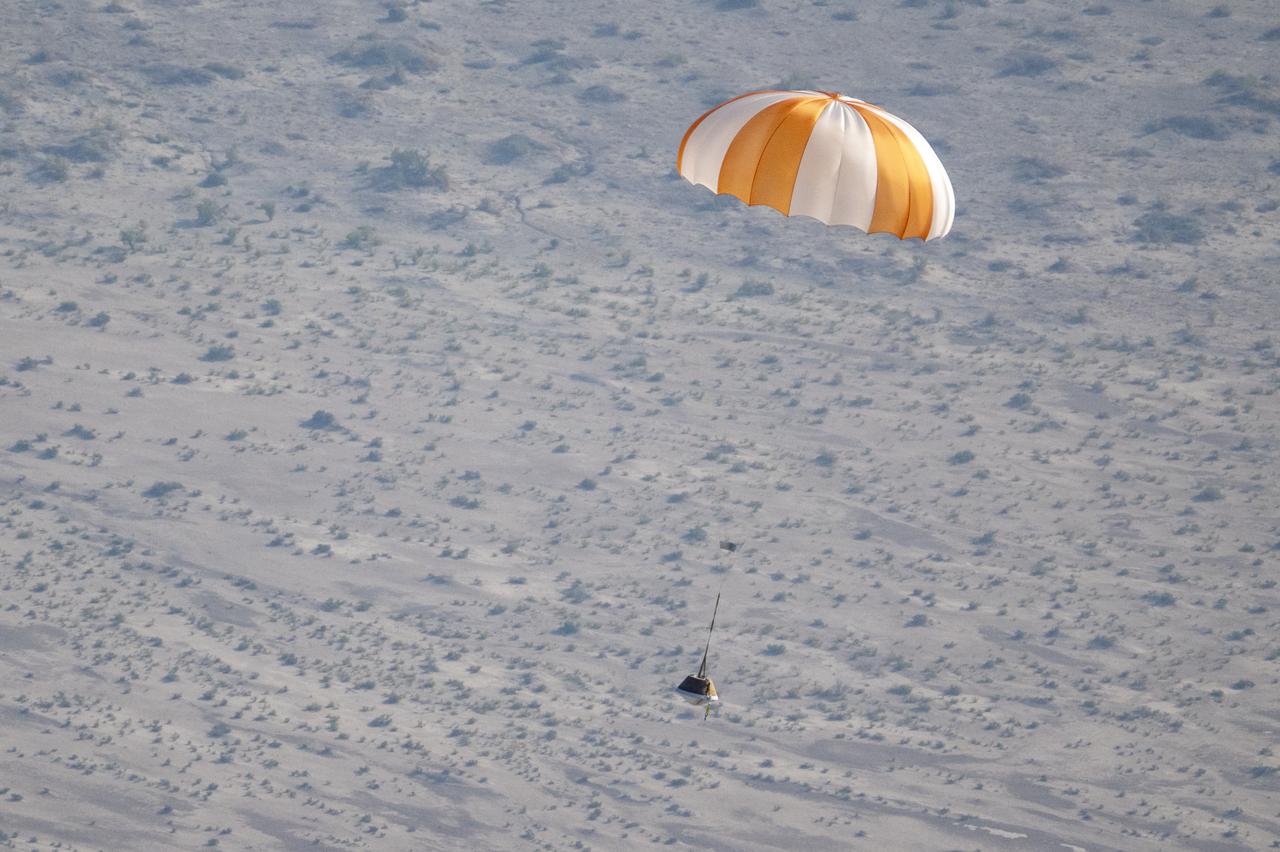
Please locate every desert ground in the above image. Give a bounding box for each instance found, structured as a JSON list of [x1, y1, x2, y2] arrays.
[[1, 0, 1278, 849]]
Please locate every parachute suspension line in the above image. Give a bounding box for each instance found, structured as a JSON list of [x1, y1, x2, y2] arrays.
[[696, 539, 736, 681], [696, 592, 720, 680]]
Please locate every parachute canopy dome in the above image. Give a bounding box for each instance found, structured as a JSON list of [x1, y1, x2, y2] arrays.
[[677, 90, 955, 241]]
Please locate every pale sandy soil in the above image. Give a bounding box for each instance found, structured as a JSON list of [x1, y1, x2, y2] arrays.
[[0, 1, 1277, 849]]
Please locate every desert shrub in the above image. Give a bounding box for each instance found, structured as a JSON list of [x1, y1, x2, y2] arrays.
[[1145, 115, 1229, 140], [544, 161, 592, 185], [335, 90, 374, 119], [358, 64, 407, 90], [732, 280, 774, 298], [1006, 392, 1033, 410], [1012, 157, 1065, 182], [143, 481, 184, 498], [141, 64, 215, 86], [1203, 71, 1280, 115], [1133, 203, 1204, 245], [998, 53, 1058, 77], [200, 344, 234, 362], [330, 37, 437, 73], [560, 580, 591, 605], [485, 134, 544, 165], [195, 199, 224, 227], [341, 225, 380, 250], [200, 172, 227, 188], [87, 312, 110, 328], [300, 410, 340, 430], [521, 39, 561, 64], [423, 205, 468, 229], [906, 82, 953, 97], [681, 527, 707, 544], [34, 156, 69, 182], [1143, 591, 1176, 607], [44, 130, 114, 163], [0, 89, 22, 115], [203, 62, 245, 80], [948, 450, 974, 465], [1192, 486, 1223, 502], [120, 224, 146, 251], [371, 148, 448, 191], [579, 84, 626, 103]]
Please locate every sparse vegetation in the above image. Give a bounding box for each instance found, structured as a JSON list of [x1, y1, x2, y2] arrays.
[[1133, 203, 1205, 245], [195, 199, 225, 227], [142, 481, 184, 498], [330, 37, 437, 74], [120, 223, 146, 252], [34, 156, 70, 182], [371, 148, 448, 191], [300, 410, 341, 430], [341, 225, 380, 250], [200, 344, 235, 362], [998, 53, 1058, 77], [579, 84, 626, 103], [485, 134, 544, 165], [0, 4, 1273, 850], [141, 64, 216, 86]]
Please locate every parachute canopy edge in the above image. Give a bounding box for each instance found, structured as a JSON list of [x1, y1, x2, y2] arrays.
[[676, 89, 955, 242]]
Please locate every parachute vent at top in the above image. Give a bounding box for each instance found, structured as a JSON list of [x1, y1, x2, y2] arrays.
[[677, 89, 955, 241]]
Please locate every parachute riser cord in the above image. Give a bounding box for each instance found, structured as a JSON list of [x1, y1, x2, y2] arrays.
[[696, 539, 738, 679], [696, 591, 720, 680]]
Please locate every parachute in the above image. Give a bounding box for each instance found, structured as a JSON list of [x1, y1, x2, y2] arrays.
[[677, 89, 954, 241]]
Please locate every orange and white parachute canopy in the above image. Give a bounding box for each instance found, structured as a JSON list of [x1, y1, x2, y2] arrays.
[[677, 90, 954, 241]]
